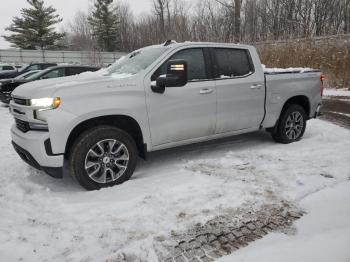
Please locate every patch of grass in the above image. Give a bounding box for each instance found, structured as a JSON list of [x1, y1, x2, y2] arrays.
[[257, 38, 350, 89]]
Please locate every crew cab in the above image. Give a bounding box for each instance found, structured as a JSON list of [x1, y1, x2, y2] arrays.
[[9, 41, 323, 190], [0, 65, 100, 104]]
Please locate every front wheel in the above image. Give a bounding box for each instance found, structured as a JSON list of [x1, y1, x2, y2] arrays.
[[69, 126, 138, 190], [270, 104, 307, 144]]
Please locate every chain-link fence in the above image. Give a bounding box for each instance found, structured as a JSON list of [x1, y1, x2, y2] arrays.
[[0, 49, 126, 66]]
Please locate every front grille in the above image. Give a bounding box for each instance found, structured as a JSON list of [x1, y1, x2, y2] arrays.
[[15, 118, 30, 133], [13, 97, 29, 106]]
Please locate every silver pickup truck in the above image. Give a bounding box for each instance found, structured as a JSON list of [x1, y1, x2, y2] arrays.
[[9, 41, 323, 190]]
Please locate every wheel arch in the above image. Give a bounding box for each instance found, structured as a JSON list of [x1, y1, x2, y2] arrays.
[[267, 95, 311, 132], [65, 115, 147, 160], [281, 95, 311, 119]]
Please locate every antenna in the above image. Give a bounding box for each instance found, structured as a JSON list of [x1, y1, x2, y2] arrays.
[[163, 40, 177, 46]]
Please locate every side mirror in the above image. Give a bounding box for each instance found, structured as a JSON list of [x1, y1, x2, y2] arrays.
[[151, 60, 188, 94]]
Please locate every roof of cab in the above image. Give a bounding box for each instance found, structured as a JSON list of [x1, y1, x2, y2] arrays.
[[45, 65, 101, 70], [161, 40, 252, 49]]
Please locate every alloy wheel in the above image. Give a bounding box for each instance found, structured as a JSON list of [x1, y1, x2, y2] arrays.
[[84, 139, 129, 184], [284, 111, 304, 140]]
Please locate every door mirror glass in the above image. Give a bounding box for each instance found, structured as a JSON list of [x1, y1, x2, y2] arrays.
[[165, 59, 188, 87], [151, 60, 188, 94]]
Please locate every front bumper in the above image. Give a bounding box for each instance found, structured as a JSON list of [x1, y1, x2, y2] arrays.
[[0, 91, 11, 104], [11, 125, 64, 178]]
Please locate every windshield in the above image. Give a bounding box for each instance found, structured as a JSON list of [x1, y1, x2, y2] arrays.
[[25, 68, 52, 81], [106, 47, 168, 76], [18, 65, 30, 73]]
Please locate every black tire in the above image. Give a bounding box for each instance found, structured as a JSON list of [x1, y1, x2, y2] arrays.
[[270, 104, 307, 144], [69, 126, 138, 190]]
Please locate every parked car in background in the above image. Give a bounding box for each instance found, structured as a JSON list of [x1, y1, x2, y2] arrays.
[[8, 41, 323, 190], [0, 63, 57, 80], [0, 64, 17, 72], [0, 65, 100, 104], [0, 70, 41, 83], [0, 70, 42, 86]]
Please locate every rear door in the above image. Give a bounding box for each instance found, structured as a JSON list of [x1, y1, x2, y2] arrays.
[[145, 47, 217, 146], [213, 47, 265, 133]]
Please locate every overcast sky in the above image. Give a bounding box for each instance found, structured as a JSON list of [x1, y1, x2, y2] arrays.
[[0, 0, 153, 49]]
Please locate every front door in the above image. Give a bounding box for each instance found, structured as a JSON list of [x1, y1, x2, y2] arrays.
[[145, 48, 217, 146]]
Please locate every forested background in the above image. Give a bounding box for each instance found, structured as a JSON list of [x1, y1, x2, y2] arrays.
[[3, 0, 350, 88], [65, 0, 350, 52], [64, 0, 350, 88]]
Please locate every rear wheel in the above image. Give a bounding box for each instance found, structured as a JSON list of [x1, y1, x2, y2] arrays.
[[69, 126, 138, 190], [270, 104, 307, 144]]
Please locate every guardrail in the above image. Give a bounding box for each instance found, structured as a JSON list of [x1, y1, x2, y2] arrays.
[[0, 49, 126, 65]]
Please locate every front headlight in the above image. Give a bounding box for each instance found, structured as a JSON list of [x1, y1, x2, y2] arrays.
[[30, 97, 61, 109]]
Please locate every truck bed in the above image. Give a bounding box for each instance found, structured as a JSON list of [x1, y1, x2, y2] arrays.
[[262, 68, 322, 128], [263, 66, 321, 75]]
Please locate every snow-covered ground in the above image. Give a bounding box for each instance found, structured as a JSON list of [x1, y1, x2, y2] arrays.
[[218, 182, 350, 262], [0, 105, 349, 261], [324, 88, 350, 97]]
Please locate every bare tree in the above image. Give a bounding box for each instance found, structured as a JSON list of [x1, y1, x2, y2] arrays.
[[153, 0, 169, 39], [65, 0, 350, 51], [68, 11, 95, 51]]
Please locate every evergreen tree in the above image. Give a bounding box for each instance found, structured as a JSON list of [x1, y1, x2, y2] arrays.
[[88, 0, 120, 52], [3, 0, 65, 50]]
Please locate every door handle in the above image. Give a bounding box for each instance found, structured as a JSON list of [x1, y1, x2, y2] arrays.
[[250, 84, 263, 90], [199, 88, 214, 94]]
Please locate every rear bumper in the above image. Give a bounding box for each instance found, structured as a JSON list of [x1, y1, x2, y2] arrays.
[[11, 125, 64, 178], [314, 104, 322, 118]]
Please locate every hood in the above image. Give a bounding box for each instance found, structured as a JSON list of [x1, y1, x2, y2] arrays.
[[12, 72, 136, 98], [0, 79, 13, 85], [0, 70, 19, 79], [0, 78, 27, 84], [0, 79, 28, 92]]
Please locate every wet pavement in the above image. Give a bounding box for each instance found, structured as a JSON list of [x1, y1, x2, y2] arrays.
[[321, 96, 350, 129]]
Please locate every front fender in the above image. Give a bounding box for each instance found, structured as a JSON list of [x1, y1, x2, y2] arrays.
[[46, 108, 150, 155]]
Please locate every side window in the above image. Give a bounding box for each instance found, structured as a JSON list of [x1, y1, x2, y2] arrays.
[[68, 67, 81, 76], [214, 48, 253, 78], [3, 66, 14, 70], [68, 67, 88, 76], [41, 68, 65, 79], [152, 48, 207, 81]]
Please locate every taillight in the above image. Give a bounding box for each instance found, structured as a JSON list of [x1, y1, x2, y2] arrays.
[[320, 74, 326, 97]]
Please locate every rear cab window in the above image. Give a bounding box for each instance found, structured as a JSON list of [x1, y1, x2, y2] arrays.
[[213, 48, 254, 79], [3, 66, 14, 70]]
